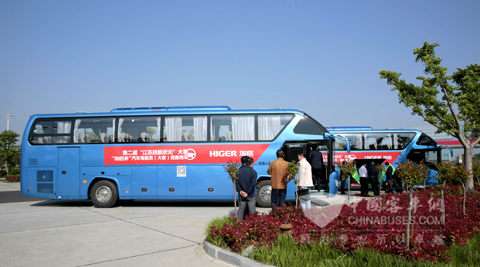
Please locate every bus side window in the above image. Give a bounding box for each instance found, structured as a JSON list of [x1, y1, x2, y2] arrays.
[[394, 132, 416, 150], [258, 114, 293, 141], [164, 116, 207, 142], [30, 120, 72, 145], [210, 115, 254, 141], [118, 116, 159, 143], [365, 136, 377, 150], [74, 118, 115, 144]]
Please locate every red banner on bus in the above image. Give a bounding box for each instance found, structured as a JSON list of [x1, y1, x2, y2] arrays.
[[327, 152, 403, 164], [104, 144, 270, 165]]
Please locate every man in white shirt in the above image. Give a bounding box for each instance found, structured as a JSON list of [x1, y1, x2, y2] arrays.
[[297, 152, 314, 209], [359, 163, 368, 197]]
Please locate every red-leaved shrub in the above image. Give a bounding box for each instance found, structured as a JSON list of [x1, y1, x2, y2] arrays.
[[5, 176, 20, 182], [209, 185, 480, 262]]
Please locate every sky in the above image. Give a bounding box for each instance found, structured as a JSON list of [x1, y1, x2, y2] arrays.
[[1, 0, 479, 142]]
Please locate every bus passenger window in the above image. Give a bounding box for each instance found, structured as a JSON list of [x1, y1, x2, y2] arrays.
[[30, 120, 72, 145], [118, 116, 159, 143], [393, 132, 416, 149], [342, 134, 363, 150], [74, 118, 115, 144], [210, 115, 254, 141], [163, 116, 207, 142], [258, 114, 293, 141]]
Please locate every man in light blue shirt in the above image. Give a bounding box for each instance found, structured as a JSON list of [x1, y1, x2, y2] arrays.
[[359, 163, 368, 197]]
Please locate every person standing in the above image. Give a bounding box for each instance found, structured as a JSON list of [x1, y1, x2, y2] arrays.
[[384, 162, 394, 194], [339, 161, 347, 194], [308, 144, 324, 191], [235, 157, 257, 220], [368, 161, 380, 196], [297, 152, 313, 209], [359, 163, 368, 196], [267, 150, 289, 208]]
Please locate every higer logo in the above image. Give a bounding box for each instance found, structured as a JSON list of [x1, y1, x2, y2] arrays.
[[209, 150, 238, 157]]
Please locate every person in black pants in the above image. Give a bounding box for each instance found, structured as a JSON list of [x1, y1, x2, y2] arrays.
[[384, 162, 394, 193], [339, 161, 346, 194], [367, 161, 380, 196], [359, 163, 368, 196], [235, 157, 257, 220], [308, 144, 324, 191]]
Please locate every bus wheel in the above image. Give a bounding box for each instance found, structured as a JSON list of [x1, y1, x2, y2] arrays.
[[90, 180, 118, 208], [256, 180, 272, 208]]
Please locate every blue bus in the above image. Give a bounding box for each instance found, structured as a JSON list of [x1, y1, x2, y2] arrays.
[[21, 106, 339, 207], [327, 126, 453, 188]]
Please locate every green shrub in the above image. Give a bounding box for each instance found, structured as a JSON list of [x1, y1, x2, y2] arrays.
[[205, 215, 235, 247], [0, 169, 6, 177], [9, 167, 20, 175]]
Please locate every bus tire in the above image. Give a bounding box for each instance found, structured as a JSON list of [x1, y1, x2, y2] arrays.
[[256, 180, 272, 208], [90, 180, 118, 208]]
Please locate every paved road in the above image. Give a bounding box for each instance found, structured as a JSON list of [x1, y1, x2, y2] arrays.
[[0, 182, 244, 267], [0, 182, 358, 267], [0, 190, 48, 203]]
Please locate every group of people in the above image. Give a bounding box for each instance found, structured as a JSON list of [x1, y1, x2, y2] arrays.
[[358, 161, 381, 197], [236, 146, 325, 219], [340, 161, 400, 197]]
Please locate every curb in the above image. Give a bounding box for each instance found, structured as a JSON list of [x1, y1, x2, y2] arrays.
[[203, 241, 275, 267]]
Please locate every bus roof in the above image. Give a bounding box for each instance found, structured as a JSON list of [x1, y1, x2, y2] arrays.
[[327, 126, 422, 132], [29, 106, 308, 118], [111, 106, 232, 112]]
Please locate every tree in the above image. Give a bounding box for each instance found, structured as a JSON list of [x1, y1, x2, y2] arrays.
[[338, 160, 357, 202], [380, 42, 480, 193], [396, 160, 429, 249], [435, 162, 456, 225], [0, 130, 20, 175], [224, 160, 241, 218]]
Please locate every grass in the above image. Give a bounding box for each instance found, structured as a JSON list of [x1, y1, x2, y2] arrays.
[[448, 233, 480, 266], [205, 215, 235, 248], [250, 235, 452, 267], [1, 180, 20, 183]]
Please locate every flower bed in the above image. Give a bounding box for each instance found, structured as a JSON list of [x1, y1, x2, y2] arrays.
[[5, 176, 20, 182], [208, 185, 480, 263]]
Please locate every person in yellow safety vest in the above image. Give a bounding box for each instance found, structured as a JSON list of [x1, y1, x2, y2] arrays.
[[384, 162, 396, 193]]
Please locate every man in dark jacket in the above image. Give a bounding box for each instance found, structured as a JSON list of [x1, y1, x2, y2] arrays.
[[308, 144, 324, 191], [236, 157, 257, 219], [384, 162, 394, 193], [367, 161, 380, 196]]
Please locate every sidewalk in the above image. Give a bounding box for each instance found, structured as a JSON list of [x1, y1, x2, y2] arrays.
[[310, 189, 364, 206]]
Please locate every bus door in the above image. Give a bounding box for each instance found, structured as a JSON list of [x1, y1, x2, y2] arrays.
[[282, 140, 334, 188], [57, 147, 80, 199], [407, 149, 441, 185], [283, 142, 308, 163], [407, 149, 440, 169]]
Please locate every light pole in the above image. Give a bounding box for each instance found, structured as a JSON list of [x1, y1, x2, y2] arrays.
[[3, 114, 13, 174], [3, 114, 13, 131]]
